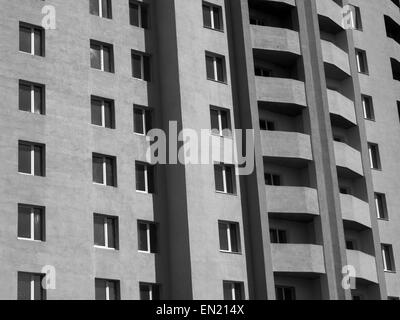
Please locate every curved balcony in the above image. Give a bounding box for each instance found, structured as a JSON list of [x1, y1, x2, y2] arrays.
[[261, 131, 312, 162], [340, 194, 372, 229], [266, 186, 319, 217], [327, 89, 357, 127], [334, 142, 364, 177], [321, 40, 350, 79], [256, 77, 307, 108], [271, 244, 326, 274], [316, 0, 344, 31], [250, 25, 300, 55], [346, 250, 378, 284]]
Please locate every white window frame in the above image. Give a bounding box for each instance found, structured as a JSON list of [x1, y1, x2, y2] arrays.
[[368, 143, 380, 169], [20, 26, 41, 56], [211, 108, 230, 137], [91, 43, 112, 72], [19, 143, 40, 176], [220, 222, 239, 253], [93, 155, 113, 186], [362, 95, 373, 120], [382, 245, 395, 272], [27, 274, 42, 300], [104, 280, 116, 300], [132, 53, 148, 81], [130, 1, 146, 28], [138, 222, 152, 253], [209, 55, 223, 82], [224, 282, 242, 300], [356, 49, 367, 74], [216, 164, 234, 194], [94, 216, 116, 250], [134, 107, 149, 136], [93, 0, 110, 18], [18, 207, 42, 242], [141, 283, 158, 300], [136, 163, 151, 193], [204, 3, 222, 30], [92, 98, 112, 128], [26, 85, 39, 114], [375, 193, 387, 220]]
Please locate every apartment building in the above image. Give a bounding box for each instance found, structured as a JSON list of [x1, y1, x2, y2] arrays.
[[0, 0, 399, 300]]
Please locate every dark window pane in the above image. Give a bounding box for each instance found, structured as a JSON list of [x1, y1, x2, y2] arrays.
[[18, 273, 31, 300], [33, 209, 43, 241], [105, 157, 115, 186], [216, 57, 224, 82], [91, 99, 103, 126], [270, 229, 278, 243], [19, 84, 31, 112], [233, 283, 243, 300], [33, 274, 43, 300], [138, 223, 148, 251], [34, 29, 42, 56], [107, 218, 116, 249], [147, 165, 154, 194], [152, 285, 160, 300], [214, 165, 224, 192], [33, 86, 43, 114], [102, 0, 112, 19], [18, 206, 31, 239], [132, 54, 142, 79], [94, 215, 105, 246], [93, 156, 104, 184], [95, 279, 106, 300], [19, 26, 31, 53], [103, 46, 112, 72], [276, 287, 284, 300], [220, 111, 229, 130], [19, 143, 31, 174], [104, 101, 113, 128], [108, 281, 119, 300], [90, 0, 100, 15], [225, 166, 234, 194], [90, 44, 101, 69], [140, 284, 151, 300], [150, 224, 157, 253], [34, 145, 43, 176], [206, 56, 214, 79], [213, 7, 221, 29], [130, 2, 140, 26], [230, 224, 239, 252], [223, 282, 232, 300], [136, 163, 146, 191], [145, 110, 152, 134], [143, 56, 150, 81], [134, 108, 144, 134], [141, 5, 148, 28], [203, 5, 211, 28], [219, 223, 229, 251], [210, 109, 219, 131], [278, 230, 287, 243]]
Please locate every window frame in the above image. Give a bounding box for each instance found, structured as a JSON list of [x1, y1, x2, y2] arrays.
[[355, 49, 369, 74], [218, 221, 241, 254], [137, 221, 157, 254], [17, 204, 45, 242], [367, 142, 381, 170], [129, 0, 149, 29], [205, 52, 226, 83], [210, 106, 231, 137], [214, 163, 236, 195], [375, 192, 389, 220], [139, 282, 160, 300], [95, 278, 120, 300], [17, 272, 46, 300], [93, 213, 119, 250], [89, 0, 113, 19], [135, 162, 155, 194], [223, 281, 244, 300], [131, 50, 151, 81], [361, 94, 374, 121], [90, 40, 114, 73], [18, 141, 45, 177], [382, 244, 396, 272], [92, 153, 117, 187], [90, 96, 115, 129], [202, 2, 224, 31], [133, 105, 152, 136], [19, 22, 45, 57], [19, 80, 45, 115]]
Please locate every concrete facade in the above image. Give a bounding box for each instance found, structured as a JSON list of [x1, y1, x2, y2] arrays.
[[0, 0, 398, 300]]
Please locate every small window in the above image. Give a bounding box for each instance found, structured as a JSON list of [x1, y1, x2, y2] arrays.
[[362, 95, 374, 120], [91, 96, 115, 129], [352, 5, 363, 31], [206, 52, 226, 83], [133, 105, 152, 135], [382, 244, 396, 272], [18, 204, 45, 241], [94, 214, 118, 249], [259, 119, 275, 131], [132, 51, 151, 81], [223, 281, 244, 300], [138, 221, 157, 253], [89, 0, 112, 19], [18, 272, 46, 300], [368, 143, 381, 170], [19, 81, 45, 114], [18, 141, 45, 177], [129, 0, 149, 28], [90, 41, 114, 72], [264, 173, 281, 186], [375, 193, 388, 220], [92, 153, 117, 187], [270, 229, 287, 244], [275, 286, 296, 300], [95, 278, 120, 300], [346, 240, 357, 250], [355, 49, 368, 74], [135, 162, 155, 193], [210, 107, 231, 136], [139, 283, 160, 300], [214, 164, 236, 194], [203, 2, 223, 31], [19, 23, 44, 56], [219, 221, 241, 253]]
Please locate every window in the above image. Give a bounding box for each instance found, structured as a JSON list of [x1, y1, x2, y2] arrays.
[[18, 204, 45, 241], [259, 119, 275, 131], [203, 2, 223, 31], [89, 0, 112, 19], [18, 141, 45, 176], [129, 0, 149, 28], [94, 214, 118, 249], [206, 52, 226, 82], [214, 164, 235, 194], [19, 23, 44, 56], [91, 96, 115, 129], [210, 107, 231, 136], [133, 105, 152, 135], [264, 173, 281, 186], [352, 5, 363, 30], [92, 153, 117, 187], [138, 221, 157, 253], [275, 286, 296, 300], [136, 162, 155, 193], [18, 272, 46, 300], [368, 143, 381, 169], [223, 281, 244, 300], [346, 240, 357, 250], [355, 49, 368, 74], [255, 66, 272, 77], [90, 41, 114, 72], [132, 51, 151, 81], [375, 193, 388, 220], [219, 221, 240, 253], [362, 95, 374, 120], [140, 283, 160, 300], [95, 279, 120, 300], [339, 186, 350, 195], [19, 81, 45, 114], [270, 229, 287, 244], [397, 101, 400, 123], [382, 244, 396, 272]]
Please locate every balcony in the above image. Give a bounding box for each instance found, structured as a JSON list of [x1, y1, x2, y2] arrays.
[[266, 186, 319, 217], [340, 194, 372, 229], [316, 0, 344, 31], [250, 25, 300, 55], [321, 40, 350, 80], [327, 89, 357, 127], [261, 131, 312, 162], [256, 77, 307, 108], [271, 244, 326, 274], [334, 142, 364, 177], [346, 250, 378, 284]]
